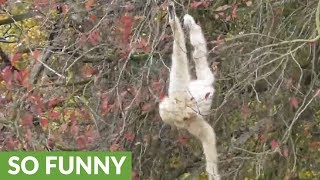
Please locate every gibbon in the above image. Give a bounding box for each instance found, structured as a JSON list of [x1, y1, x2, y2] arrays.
[[159, 2, 220, 180]]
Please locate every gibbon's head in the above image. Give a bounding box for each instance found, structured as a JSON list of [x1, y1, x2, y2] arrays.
[[159, 96, 198, 128]]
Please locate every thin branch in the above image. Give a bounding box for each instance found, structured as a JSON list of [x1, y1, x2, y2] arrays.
[[316, 0, 320, 36], [0, 46, 10, 65], [0, 11, 39, 26]]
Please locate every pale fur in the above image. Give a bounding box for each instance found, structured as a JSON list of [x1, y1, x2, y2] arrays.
[[159, 3, 220, 180]]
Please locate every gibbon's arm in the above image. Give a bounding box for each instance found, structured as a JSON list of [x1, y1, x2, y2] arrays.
[[160, 2, 220, 179], [184, 14, 214, 84], [167, 1, 190, 97], [183, 14, 220, 180]]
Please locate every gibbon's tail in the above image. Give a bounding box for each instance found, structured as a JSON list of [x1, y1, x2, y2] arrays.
[[183, 14, 214, 84], [186, 116, 220, 180], [167, 2, 190, 97]]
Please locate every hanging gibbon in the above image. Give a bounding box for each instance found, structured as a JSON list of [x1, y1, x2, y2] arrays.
[[159, 2, 220, 180]]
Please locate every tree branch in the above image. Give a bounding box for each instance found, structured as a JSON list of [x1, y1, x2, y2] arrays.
[[0, 46, 10, 65], [0, 11, 38, 26]]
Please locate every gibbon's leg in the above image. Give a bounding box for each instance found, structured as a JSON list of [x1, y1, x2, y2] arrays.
[[167, 1, 190, 97], [187, 117, 220, 180], [183, 14, 214, 84]]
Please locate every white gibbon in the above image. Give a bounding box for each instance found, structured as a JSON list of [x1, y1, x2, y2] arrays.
[[159, 2, 220, 180]]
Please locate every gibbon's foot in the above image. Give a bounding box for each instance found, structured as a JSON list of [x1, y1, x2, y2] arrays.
[[208, 174, 221, 180], [213, 174, 221, 180], [183, 14, 197, 29]]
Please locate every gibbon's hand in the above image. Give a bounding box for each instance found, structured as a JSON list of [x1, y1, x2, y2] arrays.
[[167, 0, 176, 25], [183, 14, 197, 29]]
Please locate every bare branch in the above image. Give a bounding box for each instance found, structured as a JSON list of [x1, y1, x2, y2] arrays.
[[0, 11, 39, 26]]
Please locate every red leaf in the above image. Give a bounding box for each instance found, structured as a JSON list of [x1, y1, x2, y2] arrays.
[[1, 66, 13, 89], [0, 0, 7, 5], [85, 0, 95, 11], [231, 5, 238, 19], [33, 0, 56, 8], [25, 128, 33, 144], [141, 102, 153, 113], [109, 143, 121, 151], [246, 1, 252, 7], [32, 50, 40, 60], [81, 64, 96, 78], [47, 98, 62, 109], [15, 69, 29, 88], [81, 108, 92, 121], [79, 34, 87, 46], [101, 93, 108, 100], [178, 134, 190, 145], [315, 89, 320, 97], [88, 29, 101, 46], [120, 15, 134, 45], [190, 1, 203, 9], [27, 93, 43, 115], [286, 78, 293, 89], [123, 3, 135, 12], [270, 139, 280, 151], [310, 141, 320, 149], [47, 137, 55, 149], [136, 37, 150, 52], [49, 110, 60, 119], [143, 135, 151, 145], [21, 113, 33, 126], [190, 1, 209, 9], [5, 137, 19, 150], [132, 170, 138, 180], [70, 112, 77, 126], [61, 4, 69, 14], [27, 93, 42, 105], [71, 124, 79, 137], [76, 135, 87, 149], [34, 0, 48, 7], [11, 53, 22, 64], [309, 40, 317, 46], [159, 92, 166, 101], [289, 96, 299, 109], [202, 1, 210, 8], [124, 132, 135, 142], [215, 4, 231, 11], [85, 127, 96, 144], [213, 34, 225, 46], [152, 80, 163, 91], [259, 134, 266, 142], [59, 123, 68, 133], [101, 97, 111, 115], [241, 103, 251, 119], [282, 146, 289, 157], [89, 14, 97, 22], [40, 117, 49, 128], [126, 86, 137, 95]]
